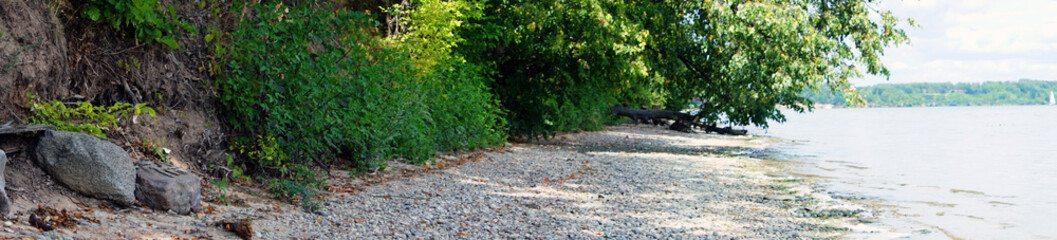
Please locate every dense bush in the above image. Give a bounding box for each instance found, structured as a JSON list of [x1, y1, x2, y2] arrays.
[[425, 61, 506, 150], [392, 0, 505, 149], [216, 1, 504, 207], [458, 0, 658, 138], [220, 2, 428, 171]]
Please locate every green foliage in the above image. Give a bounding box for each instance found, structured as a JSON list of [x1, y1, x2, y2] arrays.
[[219, 2, 421, 173], [803, 79, 1057, 107], [389, 0, 485, 71], [267, 165, 323, 211], [389, 0, 506, 149], [208, 155, 249, 205], [141, 138, 170, 162], [209, 177, 230, 205], [425, 60, 507, 150], [27, 91, 156, 138], [643, 0, 911, 127], [216, 1, 505, 207], [460, 0, 911, 131], [459, 0, 653, 138], [79, 0, 195, 48]]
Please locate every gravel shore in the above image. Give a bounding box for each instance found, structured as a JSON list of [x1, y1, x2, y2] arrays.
[[252, 124, 869, 239], [1, 124, 876, 239]]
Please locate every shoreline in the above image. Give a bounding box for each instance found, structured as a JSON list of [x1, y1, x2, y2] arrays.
[[1, 124, 891, 239], [261, 124, 892, 238]]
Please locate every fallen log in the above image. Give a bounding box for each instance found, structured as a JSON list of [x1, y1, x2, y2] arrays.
[[610, 104, 694, 125], [0, 125, 54, 135], [668, 121, 694, 133], [611, 104, 748, 135], [700, 123, 748, 135]]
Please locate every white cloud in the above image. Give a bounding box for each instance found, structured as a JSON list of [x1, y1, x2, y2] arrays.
[[854, 0, 1057, 85]]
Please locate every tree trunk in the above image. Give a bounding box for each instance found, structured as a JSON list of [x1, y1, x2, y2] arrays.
[[610, 104, 694, 125], [701, 124, 748, 135], [610, 105, 747, 135]]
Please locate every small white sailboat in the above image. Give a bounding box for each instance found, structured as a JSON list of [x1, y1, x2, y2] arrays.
[[1051, 91, 1056, 105]]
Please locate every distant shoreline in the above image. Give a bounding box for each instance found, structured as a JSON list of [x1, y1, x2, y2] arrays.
[[784, 103, 1057, 110], [803, 79, 1057, 107]]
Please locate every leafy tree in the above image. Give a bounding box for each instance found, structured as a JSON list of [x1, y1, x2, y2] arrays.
[[459, 0, 655, 137], [644, 0, 911, 126], [461, 0, 912, 136], [388, 0, 486, 71]]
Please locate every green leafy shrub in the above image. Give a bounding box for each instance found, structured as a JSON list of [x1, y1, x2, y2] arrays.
[[217, 2, 507, 208], [266, 165, 323, 210], [79, 0, 195, 48], [457, 0, 652, 138], [390, 0, 505, 150], [27, 91, 156, 138], [425, 60, 507, 151]]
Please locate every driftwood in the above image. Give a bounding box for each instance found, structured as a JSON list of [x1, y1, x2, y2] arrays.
[[611, 105, 747, 135], [668, 121, 694, 133], [0, 125, 53, 135], [610, 105, 694, 125], [702, 124, 748, 135], [0, 125, 55, 156]]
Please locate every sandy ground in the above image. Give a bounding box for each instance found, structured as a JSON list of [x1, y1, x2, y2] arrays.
[[0, 124, 886, 239]]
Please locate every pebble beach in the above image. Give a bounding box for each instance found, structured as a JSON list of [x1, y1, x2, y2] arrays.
[[252, 124, 871, 239]]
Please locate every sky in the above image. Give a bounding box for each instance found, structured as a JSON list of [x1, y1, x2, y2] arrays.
[[855, 0, 1057, 86]]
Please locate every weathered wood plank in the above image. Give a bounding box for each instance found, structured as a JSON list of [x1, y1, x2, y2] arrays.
[[0, 125, 55, 135]]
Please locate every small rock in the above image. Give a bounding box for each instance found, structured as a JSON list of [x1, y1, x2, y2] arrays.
[[134, 162, 202, 214], [3, 221, 11, 227], [216, 219, 254, 240]]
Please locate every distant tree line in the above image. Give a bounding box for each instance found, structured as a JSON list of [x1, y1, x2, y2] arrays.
[[802, 79, 1057, 107]]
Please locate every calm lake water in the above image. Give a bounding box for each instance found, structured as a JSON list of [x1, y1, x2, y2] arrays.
[[754, 105, 1057, 239]]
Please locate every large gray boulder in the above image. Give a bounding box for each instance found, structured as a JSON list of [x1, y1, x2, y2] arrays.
[[35, 130, 135, 206], [0, 150, 9, 216], [135, 162, 202, 214]]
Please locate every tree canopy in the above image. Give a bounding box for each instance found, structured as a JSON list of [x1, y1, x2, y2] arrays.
[[460, 0, 911, 134]]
